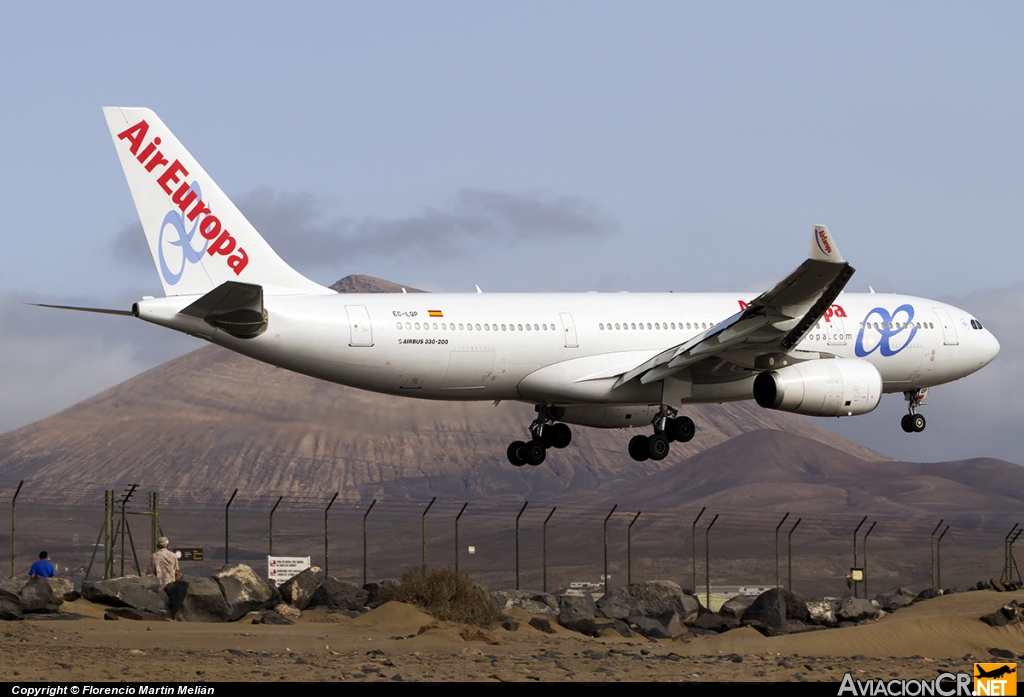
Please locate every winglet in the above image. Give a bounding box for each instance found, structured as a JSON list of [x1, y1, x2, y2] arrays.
[[809, 225, 844, 263]]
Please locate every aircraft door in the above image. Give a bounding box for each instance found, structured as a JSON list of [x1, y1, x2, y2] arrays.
[[560, 313, 578, 348], [346, 305, 373, 347], [933, 308, 959, 346]]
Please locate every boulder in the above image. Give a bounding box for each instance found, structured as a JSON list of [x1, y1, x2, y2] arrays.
[[0, 579, 23, 619], [212, 564, 278, 621], [879, 587, 916, 613], [742, 589, 787, 633], [45, 578, 79, 602], [19, 577, 61, 614], [253, 610, 293, 625], [780, 589, 810, 623], [278, 566, 324, 611], [311, 577, 369, 612], [491, 590, 559, 617], [81, 576, 168, 616], [807, 599, 840, 627], [595, 587, 643, 620], [362, 579, 399, 608], [915, 588, 942, 602], [273, 603, 302, 619], [557, 593, 600, 636], [719, 595, 751, 620], [626, 616, 672, 639], [691, 613, 740, 633], [528, 617, 555, 634], [836, 597, 877, 623], [165, 577, 231, 622], [102, 607, 165, 621]]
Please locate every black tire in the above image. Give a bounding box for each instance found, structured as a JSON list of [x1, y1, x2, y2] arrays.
[[628, 434, 650, 462], [900, 414, 914, 433], [911, 414, 926, 432], [647, 433, 670, 461], [507, 441, 527, 466], [550, 423, 572, 449], [540, 429, 556, 449], [524, 440, 547, 466], [669, 416, 695, 443]]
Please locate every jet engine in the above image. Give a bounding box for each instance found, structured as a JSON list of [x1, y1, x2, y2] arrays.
[[753, 358, 882, 417]]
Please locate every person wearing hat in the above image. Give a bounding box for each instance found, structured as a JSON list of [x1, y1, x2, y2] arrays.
[[148, 536, 180, 587]]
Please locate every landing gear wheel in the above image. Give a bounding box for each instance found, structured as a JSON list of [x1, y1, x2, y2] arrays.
[[667, 416, 695, 443], [900, 415, 914, 433], [507, 441, 527, 466], [628, 434, 650, 462], [910, 414, 926, 432], [550, 423, 572, 449], [647, 433, 670, 461], [524, 440, 547, 466], [539, 429, 556, 449]]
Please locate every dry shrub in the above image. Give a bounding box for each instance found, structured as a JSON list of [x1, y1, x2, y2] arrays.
[[379, 566, 502, 628]]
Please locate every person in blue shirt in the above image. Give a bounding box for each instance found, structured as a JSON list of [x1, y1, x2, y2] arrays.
[[29, 551, 55, 579]]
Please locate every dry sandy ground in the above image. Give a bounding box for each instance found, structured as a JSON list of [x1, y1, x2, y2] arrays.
[[3, 591, 1024, 682]]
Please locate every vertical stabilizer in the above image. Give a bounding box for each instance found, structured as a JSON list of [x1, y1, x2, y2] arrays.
[[103, 107, 331, 297]]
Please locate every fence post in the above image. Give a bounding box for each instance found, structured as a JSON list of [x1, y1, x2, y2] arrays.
[[603, 505, 618, 595], [1010, 529, 1023, 585], [862, 521, 877, 599], [931, 519, 946, 588], [421, 497, 436, 572], [324, 492, 339, 576], [10, 481, 23, 579], [936, 525, 950, 589], [1001, 524, 1018, 584], [268, 496, 283, 557], [852, 516, 867, 598], [455, 503, 467, 574], [224, 489, 238, 566], [543, 507, 556, 593], [691, 507, 706, 593], [705, 514, 719, 609], [150, 492, 160, 553], [628, 512, 641, 585], [515, 501, 528, 591], [775, 512, 790, 589], [787, 518, 801, 592], [362, 499, 376, 586], [105, 490, 114, 579]]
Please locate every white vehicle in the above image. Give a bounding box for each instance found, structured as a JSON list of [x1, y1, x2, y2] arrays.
[[41, 108, 1000, 466]]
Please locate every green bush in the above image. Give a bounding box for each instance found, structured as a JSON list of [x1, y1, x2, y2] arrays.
[[379, 566, 502, 628]]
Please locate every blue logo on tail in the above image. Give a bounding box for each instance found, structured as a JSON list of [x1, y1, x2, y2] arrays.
[[158, 181, 207, 285]]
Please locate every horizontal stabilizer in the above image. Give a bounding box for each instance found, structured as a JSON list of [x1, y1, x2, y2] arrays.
[[30, 303, 133, 316]]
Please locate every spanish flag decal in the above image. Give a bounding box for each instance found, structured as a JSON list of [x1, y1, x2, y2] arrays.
[[428, 310, 443, 318]]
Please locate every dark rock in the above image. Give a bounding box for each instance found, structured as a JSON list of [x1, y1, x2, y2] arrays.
[[978, 581, 994, 590], [742, 589, 787, 633], [362, 579, 399, 609], [103, 611, 119, 621], [982, 611, 1009, 627], [528, 617, 555, 634], [780, 590, 809, 623], [915, 588, 943, 602], [626, 616, 672, 639], [500, 616, 519, 631], [0, 579, 24, 619], [719, 595, 751, 620], [989, 648, 1015, 659], [879, 587, 917, 613], [691, 613, 739, 633], [491, 590, 558, 617], [253, 610, 293, 626], [742, 620, 785, 637], [45, 578, 78, 603], [611, 619, 632, 637], [632, 581, 700, 624], [311, 577, 369, 612], [102, 607, 165, 621], [278, 567, 324, 611], [82, 576, 168, 615], [165, 577, 231, 622], [595, 587, 643, 620], [19, 577, 61, 614], [837, 597, 877, 623], [213, 564, 278, 621], [558, 594, 599, 635]]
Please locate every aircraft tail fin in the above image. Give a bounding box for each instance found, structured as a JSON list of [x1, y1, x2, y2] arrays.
[[102, 107, 331, 297]]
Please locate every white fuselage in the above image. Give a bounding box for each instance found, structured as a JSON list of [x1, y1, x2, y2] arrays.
[[135, 290, 999, 419]]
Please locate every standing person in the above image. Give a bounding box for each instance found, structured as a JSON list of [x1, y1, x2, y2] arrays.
[[148, 537, 180, 587], [29, 551, 55, 579]]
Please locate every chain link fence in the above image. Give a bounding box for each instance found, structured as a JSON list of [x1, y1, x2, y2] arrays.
[[1, 479, 1018, 602]]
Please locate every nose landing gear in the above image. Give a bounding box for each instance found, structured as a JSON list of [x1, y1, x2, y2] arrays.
[[507, 406, 573, 467], [901, 388, 928, 433], [627, 407, 696, 462]]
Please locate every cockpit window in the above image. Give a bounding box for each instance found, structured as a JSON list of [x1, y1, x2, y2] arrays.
[[970, 319, 983, 330]]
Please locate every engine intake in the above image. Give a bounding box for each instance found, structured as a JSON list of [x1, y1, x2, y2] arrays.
[[753, 358, 882, 417]]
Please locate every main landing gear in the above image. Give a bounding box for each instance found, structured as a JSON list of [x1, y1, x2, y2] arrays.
[[901, 388, 928, 433], [507, 406, 572, 467], [628, 407, 695, 462]]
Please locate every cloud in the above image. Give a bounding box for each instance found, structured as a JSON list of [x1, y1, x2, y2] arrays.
[[111, 188, 617, 270]]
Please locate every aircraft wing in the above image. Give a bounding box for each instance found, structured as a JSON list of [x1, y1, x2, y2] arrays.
[[613, 226, 854, 388]]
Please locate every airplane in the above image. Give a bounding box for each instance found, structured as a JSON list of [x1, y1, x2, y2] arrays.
[[38, 107, 1001, 467]]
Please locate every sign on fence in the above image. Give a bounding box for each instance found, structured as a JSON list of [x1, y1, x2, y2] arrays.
[[267, 556, 310, 586], [174, 548, 203, 561]]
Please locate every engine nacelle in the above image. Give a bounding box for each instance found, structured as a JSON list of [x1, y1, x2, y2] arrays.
[[753, 358, 882, 417]]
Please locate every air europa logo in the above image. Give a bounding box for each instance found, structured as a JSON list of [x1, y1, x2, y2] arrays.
[[855, 304, 918, 357], [116, 120, 249, 285], [817, 229, 833, 256]]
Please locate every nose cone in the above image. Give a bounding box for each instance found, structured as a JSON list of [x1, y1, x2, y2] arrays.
[[982, 329, 1001, 366]]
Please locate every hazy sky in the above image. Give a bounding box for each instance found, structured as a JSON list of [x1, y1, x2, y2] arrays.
[[2, 3, 1022, 464]]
